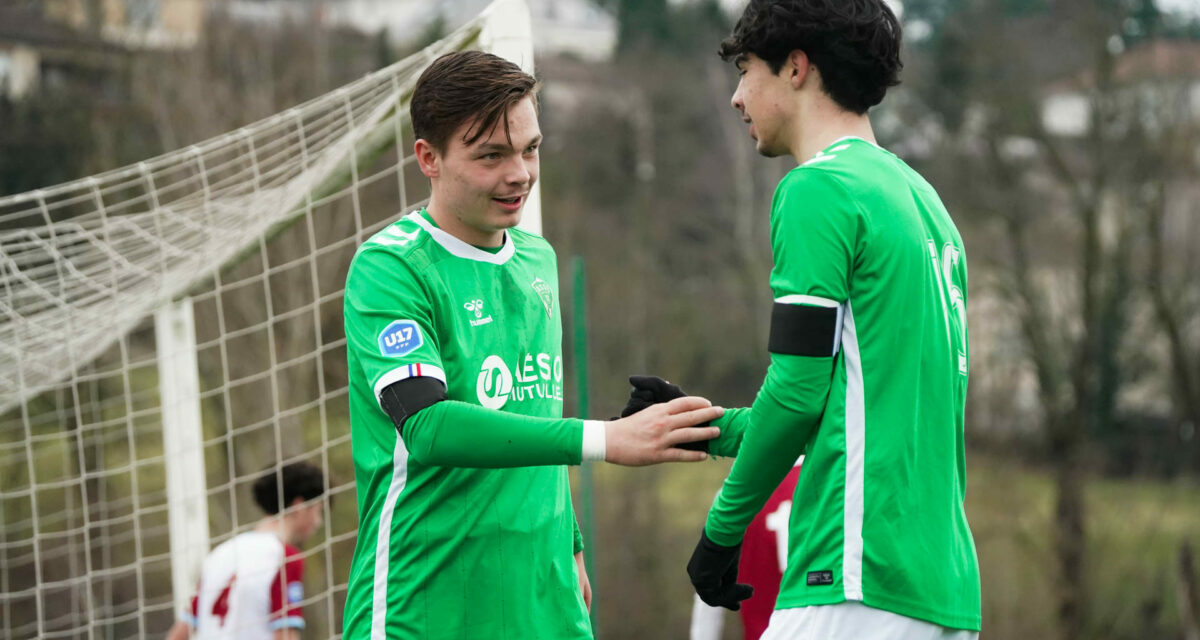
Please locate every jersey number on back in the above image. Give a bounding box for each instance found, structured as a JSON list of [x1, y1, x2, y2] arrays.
[[927, 241, 967, 375], [764, 500, 791, 572]]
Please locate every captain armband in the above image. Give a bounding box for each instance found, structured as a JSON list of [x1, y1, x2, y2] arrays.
[[379, 377, 447, 434], [767, 295, 845, 357]]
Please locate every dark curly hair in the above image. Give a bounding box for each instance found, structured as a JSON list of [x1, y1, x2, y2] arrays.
[[718, 0, 902, 114], [252, 461, 325, 515]]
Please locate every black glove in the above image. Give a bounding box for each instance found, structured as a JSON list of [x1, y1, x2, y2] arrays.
[[687, 530, 754, 610], [618, 375, 711, 452]]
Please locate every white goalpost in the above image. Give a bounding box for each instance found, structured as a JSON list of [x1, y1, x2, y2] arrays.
[[154, 298, 209, 623], [0, 1, 539, 638]]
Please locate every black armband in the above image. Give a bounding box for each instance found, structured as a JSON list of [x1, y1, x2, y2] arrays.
[[767, 300, 842, 357], [379, 376, 447, 435]]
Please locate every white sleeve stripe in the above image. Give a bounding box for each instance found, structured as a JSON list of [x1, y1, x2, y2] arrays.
[[373, 363, 447, 410], [775, 294, 841, 308], [834, 303, 846, 356]]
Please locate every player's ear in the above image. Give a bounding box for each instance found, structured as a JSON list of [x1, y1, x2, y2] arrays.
[[787, 50, 810, 90], [414, 139, 441, 178]]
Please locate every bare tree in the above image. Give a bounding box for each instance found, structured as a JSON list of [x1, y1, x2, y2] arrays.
[[905, 1, 1200, 636]]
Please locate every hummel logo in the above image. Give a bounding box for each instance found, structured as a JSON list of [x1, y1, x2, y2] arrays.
[[464, 299, 484, 318], [464, 299, 493, 327]]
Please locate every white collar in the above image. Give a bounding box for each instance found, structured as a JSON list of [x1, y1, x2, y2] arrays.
[[406, 211, 515, 265], [828, 135, 879, 148], [803, 136, 884, 166]]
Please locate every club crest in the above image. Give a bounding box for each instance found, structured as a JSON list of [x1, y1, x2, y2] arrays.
[[531, 278, 554, 319]]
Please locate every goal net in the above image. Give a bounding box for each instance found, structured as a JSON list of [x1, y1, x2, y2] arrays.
[[0, 1, 538, 637]]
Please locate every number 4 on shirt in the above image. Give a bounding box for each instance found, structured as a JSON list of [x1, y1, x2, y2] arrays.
[[212, 574, 237, 626]]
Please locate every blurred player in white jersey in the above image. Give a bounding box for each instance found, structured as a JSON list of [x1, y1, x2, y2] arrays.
[[166, 462, 325, 640]]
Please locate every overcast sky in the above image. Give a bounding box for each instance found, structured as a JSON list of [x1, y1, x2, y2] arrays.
[[1157, 0, 1200, 14]]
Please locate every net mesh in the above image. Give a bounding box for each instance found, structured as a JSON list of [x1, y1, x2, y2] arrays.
[[0, 5, 510, 637]]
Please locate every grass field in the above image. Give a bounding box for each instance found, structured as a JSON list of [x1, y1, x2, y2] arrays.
[[6, 415, 1199, 639], [577, 451, 1200, 639]]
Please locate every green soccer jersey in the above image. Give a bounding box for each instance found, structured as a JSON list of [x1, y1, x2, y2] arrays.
[[341, 210, 592, 639], [706, 138, 981, 631]]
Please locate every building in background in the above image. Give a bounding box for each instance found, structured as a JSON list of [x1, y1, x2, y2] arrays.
[[0, 4, 125, 100], [229, 0, 617, 61], [0, 0, 203, 100], [1042, 39, 1200, 137], [526, 0, 617, 61], [43, 0, 204, 49]]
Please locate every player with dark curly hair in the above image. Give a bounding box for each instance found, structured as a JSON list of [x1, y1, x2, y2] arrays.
[[643, 1, 982, 638]]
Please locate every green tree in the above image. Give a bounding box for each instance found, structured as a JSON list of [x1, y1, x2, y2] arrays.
[[0, 91, 94, 198]]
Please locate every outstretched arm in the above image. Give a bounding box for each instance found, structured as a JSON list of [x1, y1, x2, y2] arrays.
[[690, 166, 857, 609], [349, 247, 721, 470], [395, 392, 723, 467], [617, 375, 749, 457], [706, 166, 856, 546], [687, 352, 831, 611], [708, 407, 752, 457], [704, 354, 830, 544]]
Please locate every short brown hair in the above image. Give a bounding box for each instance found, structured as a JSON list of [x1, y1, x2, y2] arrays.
[[410, 51, 538, 152]]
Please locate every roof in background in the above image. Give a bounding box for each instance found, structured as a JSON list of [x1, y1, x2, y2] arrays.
[[1050, 39, 1200, 92], [0, 4, 122, 52]]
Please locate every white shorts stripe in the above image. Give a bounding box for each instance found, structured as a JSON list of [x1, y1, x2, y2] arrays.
[[841, 302, 865, 601], [760, 603, 979, 640], [371, 436, 410, 639]]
